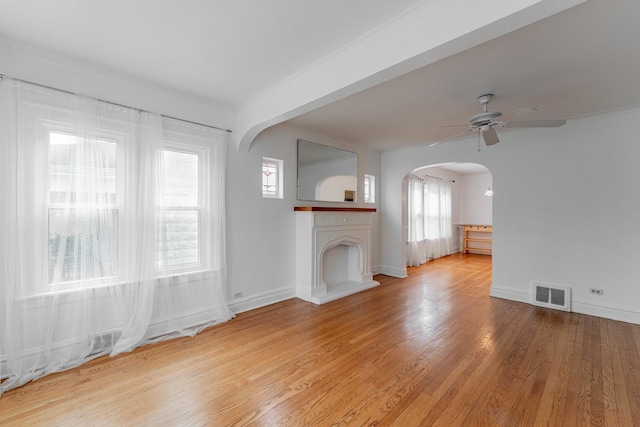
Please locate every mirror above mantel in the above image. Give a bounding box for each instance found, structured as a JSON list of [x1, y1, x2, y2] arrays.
[[297, 139, 357, 203]]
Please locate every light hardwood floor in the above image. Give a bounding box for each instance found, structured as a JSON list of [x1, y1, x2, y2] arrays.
[[1, 253, 639, 426]]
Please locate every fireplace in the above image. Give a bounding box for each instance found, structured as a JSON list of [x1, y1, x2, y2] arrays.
[[294, 207, 379, 304]]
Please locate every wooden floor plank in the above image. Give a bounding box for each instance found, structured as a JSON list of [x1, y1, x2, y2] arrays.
[[1, 253, 640, 426]]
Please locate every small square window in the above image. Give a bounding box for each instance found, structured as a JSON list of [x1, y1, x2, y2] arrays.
[[262, 157, 283, 199], [364, 174, 375, 203]]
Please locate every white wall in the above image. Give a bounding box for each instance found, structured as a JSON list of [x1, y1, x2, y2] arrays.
[[227, 124, 381, 313], [458, 172, 493, 225], [381, 107, 640, 324], [225, 125, 298, 311], [0, 40, 235, 131]]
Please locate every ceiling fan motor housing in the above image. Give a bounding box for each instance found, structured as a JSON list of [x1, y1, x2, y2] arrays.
[[469, 94, 502, 127], [469, 111, 502, 127]]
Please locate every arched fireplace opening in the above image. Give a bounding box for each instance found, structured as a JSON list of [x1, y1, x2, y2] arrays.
[[294, 207, 379, 304]]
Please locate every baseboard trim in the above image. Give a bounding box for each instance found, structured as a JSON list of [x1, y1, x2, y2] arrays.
[[489, 285, 530, 304], [228, 286, 296, 315], [572, 299, 640, 325], [490, 284, 640, 325], [375, 266, 408, 278]]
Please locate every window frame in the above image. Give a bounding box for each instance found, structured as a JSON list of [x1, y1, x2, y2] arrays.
[[13, 86, 223, 297], [155, 140, 210, 277], [34, 120, 214, 294], [364, 174, 375, 204], [37, 120, 127, 293], [262, 157, 283, 199]]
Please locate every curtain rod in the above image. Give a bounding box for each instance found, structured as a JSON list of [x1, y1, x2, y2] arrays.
[[0, 73, 232, 134], [411, 173, 455, 183]]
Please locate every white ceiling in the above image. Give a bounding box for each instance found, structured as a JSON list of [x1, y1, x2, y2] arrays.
[[0, 0, 638, 152], [0, 0, 421, 107], [286, 0, 640, 149]]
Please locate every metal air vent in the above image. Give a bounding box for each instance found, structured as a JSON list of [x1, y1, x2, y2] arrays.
[[531, 282, 571, 312]]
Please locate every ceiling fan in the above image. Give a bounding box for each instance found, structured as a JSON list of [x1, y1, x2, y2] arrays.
[[437, 94, 566, 146]]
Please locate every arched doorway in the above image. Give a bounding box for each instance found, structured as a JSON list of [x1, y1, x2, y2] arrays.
[[403, 162, 492, 267]]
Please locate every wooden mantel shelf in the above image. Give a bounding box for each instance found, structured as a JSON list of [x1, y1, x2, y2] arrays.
[[294, 207, 376, 212]]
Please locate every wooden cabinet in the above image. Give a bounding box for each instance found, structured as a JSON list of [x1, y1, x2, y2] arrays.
[[461, 225, 492, 255]]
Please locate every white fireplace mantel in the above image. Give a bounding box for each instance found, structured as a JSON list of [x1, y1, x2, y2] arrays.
[[294, 207, 379, 304]]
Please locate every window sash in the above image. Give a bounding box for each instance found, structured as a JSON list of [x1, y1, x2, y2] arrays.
[[364, 174, 375, 203], [44, 125, 126, 290], [47, 207, 120, 285], [155, 143, 208, 275], [155, 208, 201, 269], [262, 157, 283, 199]]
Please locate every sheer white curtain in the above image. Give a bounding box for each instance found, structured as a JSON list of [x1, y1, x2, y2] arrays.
[[0, 77, 233, 395], [407, 175, 428, 266], [406, 174, 453, 267]]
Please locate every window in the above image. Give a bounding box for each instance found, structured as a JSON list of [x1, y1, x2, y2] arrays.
[[28, 113, 219, 295], [1, 77, 232, 389], [426, 183, 454, 241], [364, 174, 375, 203], [0, 78, 227, 296], [43, 129, 213, 290], [406, 174, 453, 265], [156, 147, 203, 271], [47, 132, 120, 285], [262, 157, 283, 198]]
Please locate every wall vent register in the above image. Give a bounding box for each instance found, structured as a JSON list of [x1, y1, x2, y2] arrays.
[[531, 281, 571, 312]]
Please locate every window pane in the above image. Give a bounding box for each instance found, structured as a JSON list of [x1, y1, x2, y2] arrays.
[[156, 210, 200, 268], [48, 208, 119, 284], [161, 150, 199, 206], [49, 132, 116, 204], [364, 175, 375, 203], [262, 160, 278, 197]]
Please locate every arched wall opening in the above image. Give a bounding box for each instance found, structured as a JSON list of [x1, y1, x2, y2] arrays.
[[402, 162, 493, 267]]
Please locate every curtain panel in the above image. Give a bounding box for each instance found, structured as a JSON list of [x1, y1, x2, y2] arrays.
[[406, 174, 453, 267], [0, 77, 233, 395]]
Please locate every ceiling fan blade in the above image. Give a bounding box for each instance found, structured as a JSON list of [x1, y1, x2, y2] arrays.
[[429, 128, 474, 146], [503, 119, 566, 128], [499, 107, 538, 121], [433, 124, 470, 129], [482, 127, 500, 146]]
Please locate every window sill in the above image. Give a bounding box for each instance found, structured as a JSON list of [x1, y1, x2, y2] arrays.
[[20, 269, 219, 308]]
